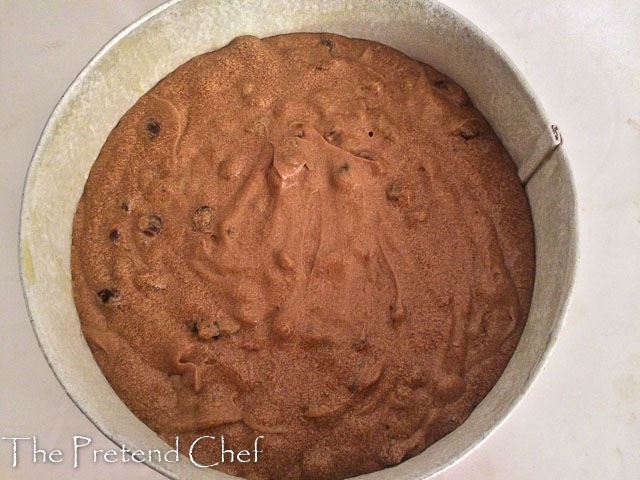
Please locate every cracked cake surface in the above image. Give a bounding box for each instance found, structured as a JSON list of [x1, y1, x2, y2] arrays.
[[71, 33, 535, 479]]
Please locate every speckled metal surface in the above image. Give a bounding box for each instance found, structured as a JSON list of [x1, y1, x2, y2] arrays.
[[19, 1, 576, 479]]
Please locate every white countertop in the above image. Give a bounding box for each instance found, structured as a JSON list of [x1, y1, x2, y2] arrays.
[[1, 1, 638, 478]]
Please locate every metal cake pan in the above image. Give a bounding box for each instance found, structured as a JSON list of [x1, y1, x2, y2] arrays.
[[19, 0, 577, 478]]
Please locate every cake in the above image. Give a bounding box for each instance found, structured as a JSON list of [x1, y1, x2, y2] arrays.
[[71, 33, 535, 479]]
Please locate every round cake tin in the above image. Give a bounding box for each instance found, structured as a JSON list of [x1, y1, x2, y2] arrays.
[[19, 1, 577, 479]]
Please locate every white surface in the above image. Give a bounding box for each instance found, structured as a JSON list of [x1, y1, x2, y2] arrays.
[[0, 1, 638, 479]]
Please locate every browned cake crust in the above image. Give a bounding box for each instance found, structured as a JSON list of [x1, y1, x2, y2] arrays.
[[71, 33, 535, 479]]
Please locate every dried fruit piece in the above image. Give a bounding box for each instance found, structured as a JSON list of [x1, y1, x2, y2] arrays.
[[321, 38, 334, 53], [332, 163, 358, 192], [458, 118, 487, 140], [146, 118, 160, 139], [289, 122, 305, 138], [138, 214, 162, 237], [192, 206, 214, 233], [324, 128, 341, 144], [97, 288, 121, 306], [193, 318, 221, 340], [386, 184, 405, 202]]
